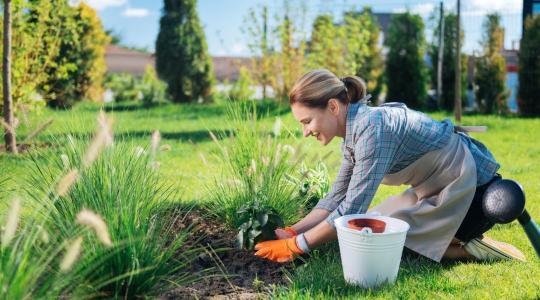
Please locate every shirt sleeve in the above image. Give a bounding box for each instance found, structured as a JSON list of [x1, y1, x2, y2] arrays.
[[314, 144, 354, 212], [325, 121, 398, 227]]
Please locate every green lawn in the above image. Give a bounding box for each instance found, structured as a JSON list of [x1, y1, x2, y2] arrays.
[[1, 101, 539, 298]]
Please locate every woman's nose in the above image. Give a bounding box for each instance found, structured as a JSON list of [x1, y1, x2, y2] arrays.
[[303, 128, 311, 137]]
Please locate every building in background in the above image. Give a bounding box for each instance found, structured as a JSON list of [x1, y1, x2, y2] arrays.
[[105, 44, 250, 82]]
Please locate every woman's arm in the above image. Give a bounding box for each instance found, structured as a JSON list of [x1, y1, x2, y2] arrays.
[[291, 208, 330, 233], [303, 218, 338, 248], [276, 152, 355, 239]]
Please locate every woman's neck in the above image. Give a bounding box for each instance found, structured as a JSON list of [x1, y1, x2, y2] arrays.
[[338, 103, 350, 138]]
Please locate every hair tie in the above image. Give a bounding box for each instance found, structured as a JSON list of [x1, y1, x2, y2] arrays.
[[360, 94, 372, 105]]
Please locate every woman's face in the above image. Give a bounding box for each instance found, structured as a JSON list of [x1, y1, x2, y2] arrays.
[[291, 99, 344, 146]]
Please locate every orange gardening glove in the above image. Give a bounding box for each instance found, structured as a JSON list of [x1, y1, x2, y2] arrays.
[[275, 226, 297, 239], [254, 237, 303, 263]]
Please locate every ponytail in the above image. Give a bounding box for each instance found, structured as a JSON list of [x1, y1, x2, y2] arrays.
[[340, 76, 367, 104]]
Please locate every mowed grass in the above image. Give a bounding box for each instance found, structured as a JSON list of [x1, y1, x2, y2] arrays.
[[1, 101, 540, 298]]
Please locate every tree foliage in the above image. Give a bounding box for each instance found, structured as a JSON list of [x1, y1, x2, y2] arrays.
[[0, 0, 61, 113], [155, 0, 214, 103], [474, 13, 508, 114], [385, 12, 428, 109], [428, 13, 467, 111], [307, 12, 371, 81], [243, 5, 272, 99], [44, 2, 109, 108], [242, 1, 307, 102], [349, 8, 384, 104], [518, 14, 540, 116], [271, 3, 307, 101]]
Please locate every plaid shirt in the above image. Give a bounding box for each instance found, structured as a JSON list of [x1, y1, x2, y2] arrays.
[[316, 102, 500, 227]]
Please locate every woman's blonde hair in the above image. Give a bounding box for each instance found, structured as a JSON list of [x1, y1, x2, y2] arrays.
[[289, 69, 367, 108]]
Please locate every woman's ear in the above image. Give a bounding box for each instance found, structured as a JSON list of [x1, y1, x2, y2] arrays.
[[328, 99, 340, 116]]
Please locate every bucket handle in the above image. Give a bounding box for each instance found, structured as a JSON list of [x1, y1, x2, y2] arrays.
[[359, 227, 373, 235], [367, 211, 382, 217]]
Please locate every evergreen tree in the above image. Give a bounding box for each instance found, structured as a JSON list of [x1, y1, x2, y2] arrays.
[[429, 13, 467, 111], [155, 0, 214, 103], [475, 13, 508, 114], [385, 12, 427, 109], [518, 14, 540, 116]]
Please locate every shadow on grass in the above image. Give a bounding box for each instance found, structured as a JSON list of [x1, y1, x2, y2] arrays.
[[80, 99, 291, 118], [278, 242, 490, 298], [46, 129, 219, 144]]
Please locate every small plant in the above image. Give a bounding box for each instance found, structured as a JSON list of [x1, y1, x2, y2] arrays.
[[288, 161, 330, 212], [236, 195, 284, 250], [206, 101, 303, 229]]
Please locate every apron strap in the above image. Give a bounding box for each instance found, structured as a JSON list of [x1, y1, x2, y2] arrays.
[[455, 125, 488, 133]]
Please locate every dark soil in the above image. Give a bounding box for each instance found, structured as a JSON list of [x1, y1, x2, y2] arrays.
[[0, 142, 52, 153], [162, 210, 296, 300]]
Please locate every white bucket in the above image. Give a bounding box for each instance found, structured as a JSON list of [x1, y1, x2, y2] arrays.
[[334, 213, 410, 288]]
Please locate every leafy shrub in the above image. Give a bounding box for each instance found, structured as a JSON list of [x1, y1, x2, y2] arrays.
[[228, 66, 255, 100], [103, 73, 140, 102], [104, 67, 167, 104], [287, 161, 330, 212], [236, 196, 284, 250], [25, 137, 198, 297], [141, 65, 167, 105], [206, 101, 302, 229], [44, 2, 110, 108]]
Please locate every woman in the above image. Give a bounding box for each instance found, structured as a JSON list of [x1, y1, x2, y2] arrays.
[[254, 69, 525, 263]]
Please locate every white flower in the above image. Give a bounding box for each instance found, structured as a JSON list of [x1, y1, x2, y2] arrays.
[[134, 146, 146, 157], [273, 117, 282, 137], [60, 154, 70, 169], [1, 198, 21, 248], [76, 209, 112, 247], [60, 237, 83, 272]]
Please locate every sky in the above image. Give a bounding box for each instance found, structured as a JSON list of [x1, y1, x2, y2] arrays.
[[85, 0, 524, 56]]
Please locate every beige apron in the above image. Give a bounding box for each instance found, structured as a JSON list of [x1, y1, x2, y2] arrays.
[[369, 133, 477, 262]]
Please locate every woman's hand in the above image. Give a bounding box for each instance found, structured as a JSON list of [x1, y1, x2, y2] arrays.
[[275, 226, 297, 239]]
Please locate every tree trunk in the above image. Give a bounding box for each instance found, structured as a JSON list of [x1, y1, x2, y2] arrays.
[[454, 0, 462, 122], [2, 0, 17, 154], [437, 1, 444, 107], [3, 0, 17, 154]]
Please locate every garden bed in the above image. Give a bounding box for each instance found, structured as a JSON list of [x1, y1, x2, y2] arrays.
[[163, 209, 295, 299]]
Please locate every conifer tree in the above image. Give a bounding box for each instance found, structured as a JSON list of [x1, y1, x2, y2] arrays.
[[155, 0, 214, 102], [385, 12, 427, 109], [518, 14, 540, 116]]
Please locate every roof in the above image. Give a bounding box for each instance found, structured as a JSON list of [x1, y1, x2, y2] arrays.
[[105, 45, 154, 76], [105, 45, 252, 81]]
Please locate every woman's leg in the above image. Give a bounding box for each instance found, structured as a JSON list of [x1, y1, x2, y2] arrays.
[[443, 238, 475, 260]]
